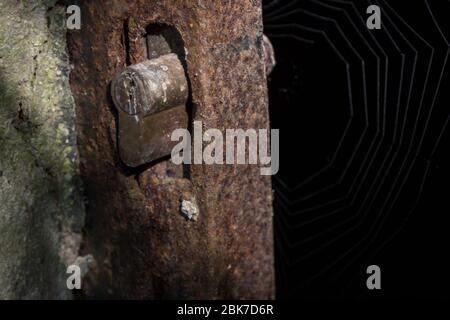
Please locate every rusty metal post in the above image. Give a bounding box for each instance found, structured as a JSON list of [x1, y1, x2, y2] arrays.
[[69, 0, 274, 299]]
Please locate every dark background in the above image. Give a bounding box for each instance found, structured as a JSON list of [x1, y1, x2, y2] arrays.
[[264, 0, 450, 299]]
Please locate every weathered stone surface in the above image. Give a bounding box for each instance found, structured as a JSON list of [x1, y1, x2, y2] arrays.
[[69, 0, 274, 299], [0, 1, 85, 299]]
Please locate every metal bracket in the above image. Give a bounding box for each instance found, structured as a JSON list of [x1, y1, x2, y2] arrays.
[[111, 33, 188, 167]]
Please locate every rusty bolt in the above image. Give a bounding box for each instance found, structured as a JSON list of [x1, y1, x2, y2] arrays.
[[112, 53, 188, 117], [263, 35, 276, 76], [111, 53, 189, 167]]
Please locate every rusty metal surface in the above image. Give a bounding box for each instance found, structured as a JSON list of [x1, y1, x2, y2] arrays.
[[68, 0, 274, 299]]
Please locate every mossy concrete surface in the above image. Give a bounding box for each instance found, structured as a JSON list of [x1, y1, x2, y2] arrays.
[[0, 0, 84, 299]]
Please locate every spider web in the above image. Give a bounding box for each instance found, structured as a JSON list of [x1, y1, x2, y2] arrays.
[[264, 0, 450, 297]]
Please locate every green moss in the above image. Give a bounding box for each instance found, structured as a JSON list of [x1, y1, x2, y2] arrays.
[[0, 0, 85, 299]]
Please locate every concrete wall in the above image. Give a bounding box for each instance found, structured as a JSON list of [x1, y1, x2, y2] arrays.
[[0, 0, 84, 299]]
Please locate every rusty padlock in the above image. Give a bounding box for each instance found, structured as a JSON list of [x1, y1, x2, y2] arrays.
[[111, 53, 188, 167]]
